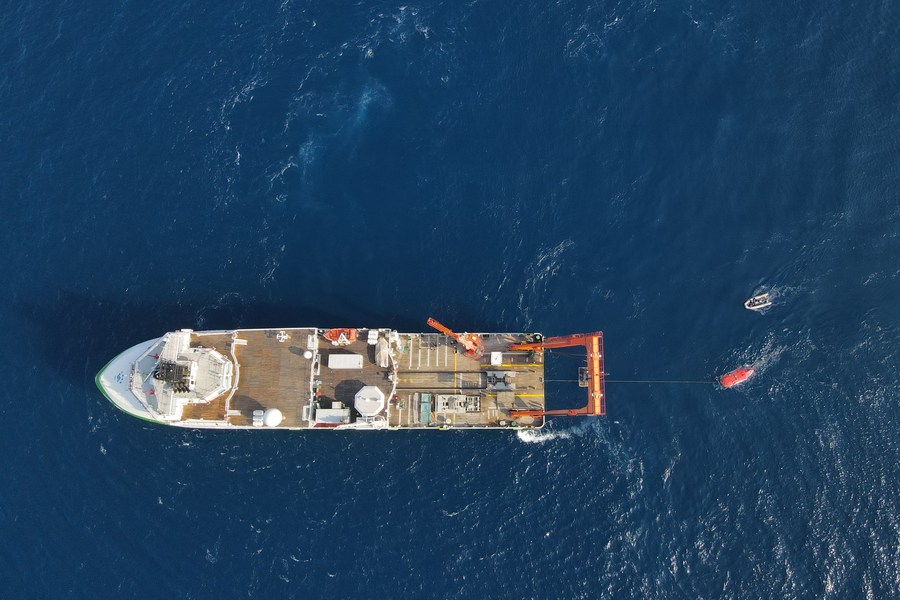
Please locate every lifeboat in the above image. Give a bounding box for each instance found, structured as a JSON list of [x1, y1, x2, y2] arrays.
[[322, 328, 358, 346], [720, 367, 754, 388]]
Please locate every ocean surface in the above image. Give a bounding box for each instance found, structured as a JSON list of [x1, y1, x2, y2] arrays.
[[2, 1, 898, 598]]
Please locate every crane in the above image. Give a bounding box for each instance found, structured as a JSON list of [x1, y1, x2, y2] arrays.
[[426, 317, 485, 359]]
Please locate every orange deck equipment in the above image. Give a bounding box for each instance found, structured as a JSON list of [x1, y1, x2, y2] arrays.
[[507, 332, 606, 417]]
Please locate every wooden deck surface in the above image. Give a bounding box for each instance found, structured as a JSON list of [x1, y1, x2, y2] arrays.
[[181, 329, 315, 427], [177, 329, 545, 428]]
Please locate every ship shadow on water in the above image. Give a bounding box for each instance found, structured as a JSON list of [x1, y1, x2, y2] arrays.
[[18, 290, 421, 391]]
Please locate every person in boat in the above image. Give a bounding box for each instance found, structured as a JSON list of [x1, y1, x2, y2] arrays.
[[745, 293, 772, 310]]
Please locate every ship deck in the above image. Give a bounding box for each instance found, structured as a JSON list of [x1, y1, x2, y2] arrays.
[[177, 328, 545, 429], [386, 333, 545, 428]]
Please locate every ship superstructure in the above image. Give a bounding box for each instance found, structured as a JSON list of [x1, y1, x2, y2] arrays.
[[96, 321, 605, 430]]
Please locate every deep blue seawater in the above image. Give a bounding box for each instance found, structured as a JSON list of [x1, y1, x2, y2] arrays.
[[2, 1, 898, 597]]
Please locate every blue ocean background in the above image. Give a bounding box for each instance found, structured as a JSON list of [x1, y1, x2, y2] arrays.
[[2, 1, 898, 597]]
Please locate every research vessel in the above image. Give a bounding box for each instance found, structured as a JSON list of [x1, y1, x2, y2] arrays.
[[95, 319, 606, 430]]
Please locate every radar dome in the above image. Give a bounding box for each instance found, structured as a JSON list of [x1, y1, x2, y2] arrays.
[[263, 408, 283, 427]]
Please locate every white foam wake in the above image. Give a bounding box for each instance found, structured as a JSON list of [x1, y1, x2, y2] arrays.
[[516, 428, 573, 444], [515, 419, 597, 444]]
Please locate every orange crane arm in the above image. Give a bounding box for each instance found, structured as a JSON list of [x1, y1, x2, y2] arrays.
[[426, 317, 484, 358], [426, 317, 474, 352]]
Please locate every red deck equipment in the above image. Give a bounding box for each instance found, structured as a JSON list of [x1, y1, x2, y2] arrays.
[[323, 328, 358, 345], [507, 332, 606, 417]]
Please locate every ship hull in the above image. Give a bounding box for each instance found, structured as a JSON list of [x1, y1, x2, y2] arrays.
[[97, 327, 550, 430]]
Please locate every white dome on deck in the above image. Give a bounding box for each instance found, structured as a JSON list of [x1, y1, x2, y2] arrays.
[[263, 408, 283, 427]]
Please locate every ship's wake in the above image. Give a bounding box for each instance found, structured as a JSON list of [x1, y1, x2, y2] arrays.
[[516, 419, 596, 444], [516, 428, 573, 444]]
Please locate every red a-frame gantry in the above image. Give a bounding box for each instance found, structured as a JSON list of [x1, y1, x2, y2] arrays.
[[507, 332, 606, 417]]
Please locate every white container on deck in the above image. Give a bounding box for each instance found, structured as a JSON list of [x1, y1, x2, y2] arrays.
[[327, 354, 364, 369]]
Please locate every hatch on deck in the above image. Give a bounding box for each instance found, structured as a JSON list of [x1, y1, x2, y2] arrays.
[[355, 385, 385, 417], [327, 353, 364, 369]]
